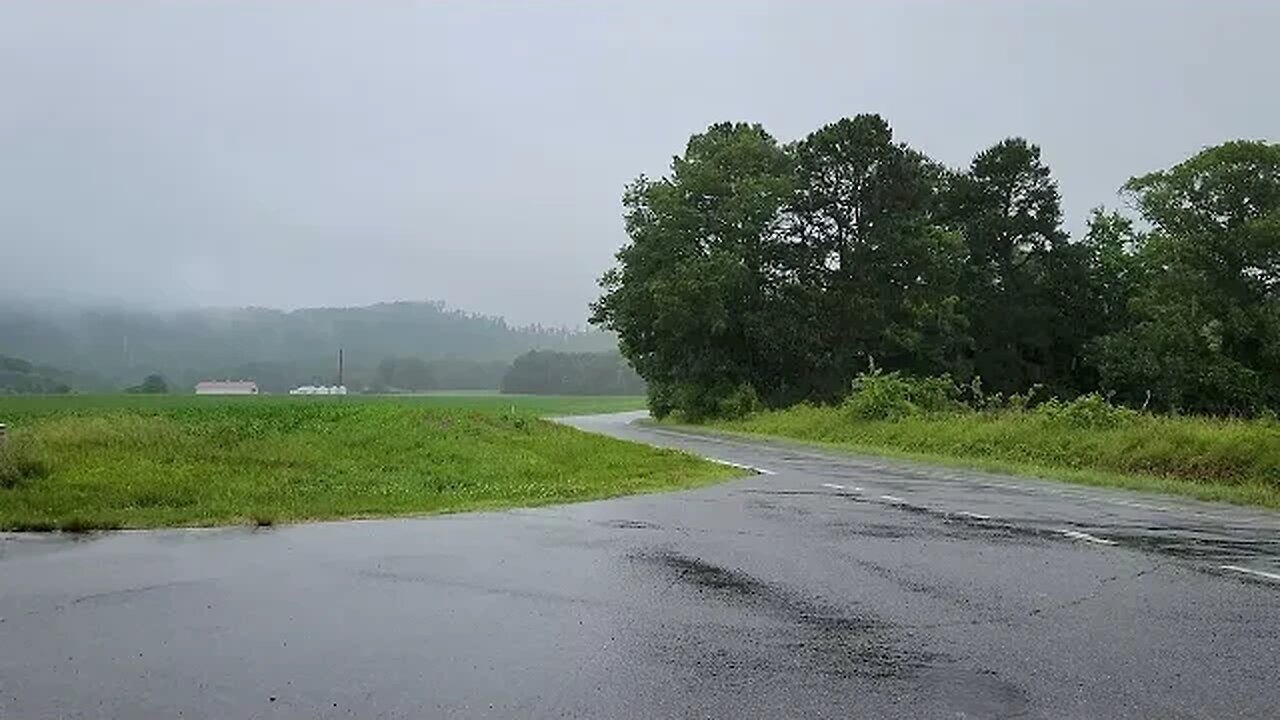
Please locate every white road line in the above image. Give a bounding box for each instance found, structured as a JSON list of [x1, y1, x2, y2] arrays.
[[879, 494, 906, 504], [1115, 501, 1171, 512], [955, 511, 991, 520], [705, 457, 776, 475], [1221, 565, 1280, 582], [1058, 529, 1117, 545], [821, 483, 846, 490]]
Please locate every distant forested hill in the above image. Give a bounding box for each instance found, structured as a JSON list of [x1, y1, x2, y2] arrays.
[[0, 301, 617, 392]]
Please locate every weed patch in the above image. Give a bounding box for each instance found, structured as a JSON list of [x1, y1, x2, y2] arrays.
[[707, 377, 1280, 507], [0, 434, 51, 489]]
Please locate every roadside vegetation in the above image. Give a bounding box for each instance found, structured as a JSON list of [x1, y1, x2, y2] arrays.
[[589, 115, 1279, 504], [704, 371, 1280, 508], [0, 397, 726, 531], [591, 117, 1280, 422]]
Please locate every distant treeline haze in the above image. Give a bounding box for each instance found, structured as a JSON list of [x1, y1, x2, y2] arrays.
[[0, 354, 72, 395], [0, 301, 619, 393], [500, 350, 645, 396]]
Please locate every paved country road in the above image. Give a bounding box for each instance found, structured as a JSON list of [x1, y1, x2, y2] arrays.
[[2, 412, 1278, 719]]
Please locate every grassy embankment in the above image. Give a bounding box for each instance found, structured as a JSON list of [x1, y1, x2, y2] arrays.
[[0, 395, 729, 531], [705, 384, 1280, 508]]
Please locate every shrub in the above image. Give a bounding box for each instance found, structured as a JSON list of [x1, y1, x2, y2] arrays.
[[1002, 386, 1042, 413], [646, 381, 679, 420], [843, 370, 963, 421], [655, 379, 762, 422], [0, 434, 52, 489], [716, 383, 761, 420], [1034, 393, 1138, 429]]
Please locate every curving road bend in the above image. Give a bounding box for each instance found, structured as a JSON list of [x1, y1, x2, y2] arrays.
[[1, 411, 1277, 719]]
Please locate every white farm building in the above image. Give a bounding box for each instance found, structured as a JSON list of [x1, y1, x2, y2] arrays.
[[289, 385, 347, 395], [195, 380, 259, 395]]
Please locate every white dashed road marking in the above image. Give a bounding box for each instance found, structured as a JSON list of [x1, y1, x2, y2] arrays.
[[1059, 529, 1117, 545], [880, 495, 906, 504], [1221, 565, 1280, 582], [955, 511, 991, 520], [706, 458, 776, 475]]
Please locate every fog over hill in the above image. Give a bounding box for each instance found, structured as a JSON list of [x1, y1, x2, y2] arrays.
[[0, 300, 617, 392]]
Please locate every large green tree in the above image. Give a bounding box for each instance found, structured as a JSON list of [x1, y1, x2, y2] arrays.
[[1094, 141, 1280, 414], [788, 115, 965, 396], [944, 138, 1088, 395], [591, 122, 796, 418], [125, 373, 169, 394]]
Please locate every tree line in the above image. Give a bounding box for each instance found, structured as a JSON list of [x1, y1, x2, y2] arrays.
[[376, 350, 644, 395], [591, 115, 1280, 419], [500, 350, 645, 396], [0, 350, 641, 396], [370, 356, 510, 393], [0, 300, 617, 390]]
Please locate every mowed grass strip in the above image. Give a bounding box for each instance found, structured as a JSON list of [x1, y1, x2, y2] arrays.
[[708, 405, 1280, 508], [0, 400, 733, 531]]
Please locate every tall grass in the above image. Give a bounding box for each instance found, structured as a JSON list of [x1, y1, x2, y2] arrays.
[[710, 373, 1280, 507], [0, 433, 51, 489]]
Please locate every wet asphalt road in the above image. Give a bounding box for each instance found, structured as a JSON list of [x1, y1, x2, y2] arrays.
[[2, 412, 1279, 719]]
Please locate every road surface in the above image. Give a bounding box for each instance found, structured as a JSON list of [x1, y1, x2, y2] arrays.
[[1, 411, 1277, 719]]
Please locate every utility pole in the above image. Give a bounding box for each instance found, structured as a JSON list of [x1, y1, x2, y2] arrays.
[[338, 348, 344, 388]]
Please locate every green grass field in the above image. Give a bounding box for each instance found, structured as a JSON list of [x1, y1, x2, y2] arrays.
[[0, 392, 646, 419], [705, 404, 1280, 508], [0, 394, 730, 532]]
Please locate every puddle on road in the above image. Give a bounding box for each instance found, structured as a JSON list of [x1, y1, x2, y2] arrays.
[[629, 550, 941, 680], [741, 488, 851, 498], [813, 491, 1280, 566], [628, 550, 1033, 714], [1099, 528, 1280, 563], [595, 519, 662, 531]]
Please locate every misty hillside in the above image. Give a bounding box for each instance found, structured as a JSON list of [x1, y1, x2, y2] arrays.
[[0, 301, 617, 391], [0, 353, 76, 394]]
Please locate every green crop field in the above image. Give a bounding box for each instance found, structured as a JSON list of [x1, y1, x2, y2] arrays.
[[0, 394, 727, 532], [0, 392, 646, 419]]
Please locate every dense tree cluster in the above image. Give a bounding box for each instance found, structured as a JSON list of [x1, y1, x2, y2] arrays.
[[373, 356, 437, 392], [500, 350, 645, 396], [125, 373, 169, 394], [592, 116, 1280, 419]]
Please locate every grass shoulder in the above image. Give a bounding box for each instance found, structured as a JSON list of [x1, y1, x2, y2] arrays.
[[669, 403, 1280, 509], [0, 397, 730, 531]]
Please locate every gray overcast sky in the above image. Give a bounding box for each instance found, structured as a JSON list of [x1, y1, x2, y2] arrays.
[[2, 1, 1277, 326]]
